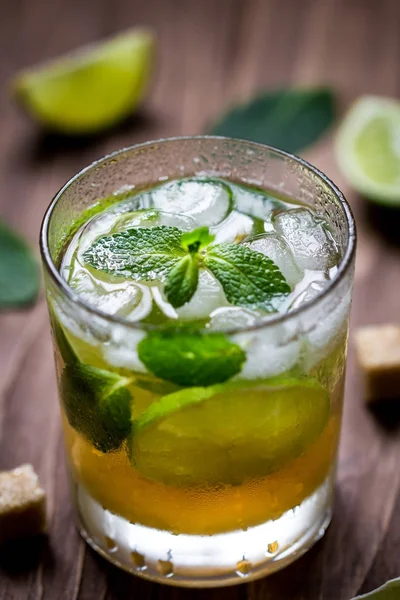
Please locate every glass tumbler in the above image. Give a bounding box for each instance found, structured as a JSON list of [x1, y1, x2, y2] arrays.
[[40, 137, 356, 587]]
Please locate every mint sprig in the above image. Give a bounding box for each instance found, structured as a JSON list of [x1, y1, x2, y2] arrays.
[[0, 220, 40, 308], [82, 225, 186, 280], [137, 330, 246, 387], [82, 222, 291, 313], [204, 243, 291, 311], [61, 363, 132, 453], [53, 319, 133, 452], [209, 88, 335, 154], [181, 226, 215, 253], [164, 254, 199, 308]]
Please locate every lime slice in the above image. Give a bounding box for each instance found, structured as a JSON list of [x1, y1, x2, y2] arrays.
[[336, 96, 400, 205], [129, 378, 329, 487], [12, 28, 155, 134]]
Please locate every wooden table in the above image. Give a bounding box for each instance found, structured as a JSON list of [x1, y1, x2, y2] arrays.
[[1, 0, 400, 598]]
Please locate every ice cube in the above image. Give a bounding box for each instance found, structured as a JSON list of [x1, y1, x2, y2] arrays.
[[148, 180, 232, 226], [176, 270, 229, 321], [208, 307, 259, 330], [302, 288, 352, 370], [272, 208, 339, 271], [243, 234, 303, 287], [289, 280, 328, 310], [103, 326, 148, 373], [111, 210, 197, 233], [232, 184, 285, 222], [69, 270, 152, 321], [210, 211, 255, 243], [152, 286, 178, 319], [76, 211, 119, 257], [232, 326, 301, 380]]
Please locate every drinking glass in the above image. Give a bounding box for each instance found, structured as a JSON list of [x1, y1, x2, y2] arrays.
[[40, 137, 356, 587]]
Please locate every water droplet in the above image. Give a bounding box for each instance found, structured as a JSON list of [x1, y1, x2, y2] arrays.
[[236, 559, 253, 577], [267, 541, 279, 554], [157, 559, 174, 577], [105, 536, 117, 552], [318, 525, 327, 539], [131, 550, 146, 571]]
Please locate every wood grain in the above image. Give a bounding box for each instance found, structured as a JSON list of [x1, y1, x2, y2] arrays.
[[1, 0, 400, 598]]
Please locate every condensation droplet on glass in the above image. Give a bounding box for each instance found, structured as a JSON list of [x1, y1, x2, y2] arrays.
[[157, 559, 174, 577], [236, 558, 253, 577], [105, 536, 117, 552], [267, 541, 279, 554], [131, 550, 146, 570]]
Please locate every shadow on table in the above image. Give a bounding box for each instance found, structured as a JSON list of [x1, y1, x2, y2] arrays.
[[365, 201, 400, 247], [0, 535, 51, 577], [368, 400, 400, 432], [19, 109, 166, 166]]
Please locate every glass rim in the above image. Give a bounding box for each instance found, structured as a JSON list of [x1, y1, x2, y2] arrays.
[[40, 135, 356, 335]]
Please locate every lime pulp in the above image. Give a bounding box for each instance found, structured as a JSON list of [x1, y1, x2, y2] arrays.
[[129, 378, 330, 487], [12, 28, 155, 134], [336, 95, 400, 205]]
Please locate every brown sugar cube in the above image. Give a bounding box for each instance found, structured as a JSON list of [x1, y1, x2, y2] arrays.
[[0, 464, 46, 544], [355, 324, 400, 402]]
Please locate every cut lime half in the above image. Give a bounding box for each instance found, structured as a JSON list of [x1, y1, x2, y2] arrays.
[[336, 96, 400, 205], [12, 28, 155, 134], [129, 378, 329, 487]]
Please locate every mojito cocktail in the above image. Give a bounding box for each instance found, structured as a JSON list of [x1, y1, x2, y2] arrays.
[[41, 138, 356, 586]]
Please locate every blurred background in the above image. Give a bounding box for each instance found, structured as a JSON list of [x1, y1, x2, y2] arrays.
[[1, 0, 400, 599]]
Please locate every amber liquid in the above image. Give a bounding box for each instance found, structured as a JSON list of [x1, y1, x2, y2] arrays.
[[60, 334, 345, 536]]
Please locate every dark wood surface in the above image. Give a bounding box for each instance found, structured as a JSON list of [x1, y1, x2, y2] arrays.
[[1, 0, 400, 598]]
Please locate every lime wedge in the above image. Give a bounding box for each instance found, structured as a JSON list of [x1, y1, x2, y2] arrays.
[[336, 96, 400, 205], [129, 378, 329, 486], [12, 28, 155, 134]]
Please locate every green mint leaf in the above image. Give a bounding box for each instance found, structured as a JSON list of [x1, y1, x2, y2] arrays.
[[204, 243, 290, 311], [82, 225, 186, 281], [61, 363, 132, 453], [53, 318, 133, 452], [181, 226, 215, 254], [210, 88, 335, 153], [352, 578, 400, 599], [138, 330, 246, 387], [0, 220, 40, 308], [51, 315, 79, 365], [164, 254, 199, 308]]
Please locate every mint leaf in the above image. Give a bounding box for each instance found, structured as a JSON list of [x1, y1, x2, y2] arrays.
[[51, 316, 78, 365], [164, 254, 199, 308], [61, 363, 132, 453], [181, 226, 215, 253], [204, 243, 290, 311], [137, 330, 246, 387], [210, 88, 335, 153], [0, 220, 40, 308], [352, 579, 400, 599], [82, 226, 186, 281], [53, 318, 133, 452]]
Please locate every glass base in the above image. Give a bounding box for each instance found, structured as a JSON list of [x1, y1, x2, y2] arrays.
[[75, 477, 332, 587]]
